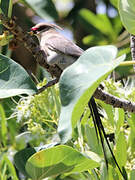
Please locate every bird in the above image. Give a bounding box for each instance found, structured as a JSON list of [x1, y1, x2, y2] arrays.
[[30, 22, 124, 178], [30, 22, 83, 70]]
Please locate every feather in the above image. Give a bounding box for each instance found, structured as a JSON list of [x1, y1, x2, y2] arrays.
[[40, 30, 83, 57], [89, 97, 125, 179]]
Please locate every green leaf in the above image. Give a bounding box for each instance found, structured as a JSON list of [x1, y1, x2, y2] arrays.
[[25, 145, 100, 179], [100, 162, 108, 180], [110, 0, 118, 8], [2, 155, 19, 180], [0, 104, 7, 146], [8, 0, 13, 18], [58, 45, 125, 143], [21, 0, 58, 21], [108, 165, 119, 179], [0, 0, 10, 15], [83, 34, 108, 46], [85, 124, 102, 155], [79, 9, 115, 37], [115, 131, 127, 167], [0, 54, 37, 98], [127, 114, 135, 153], [119, 0, 135, 34], [100, 102, 114, 127], [14, 148, 36, 177], [130, 170, 135, 180], [114, 108, 124, 135]]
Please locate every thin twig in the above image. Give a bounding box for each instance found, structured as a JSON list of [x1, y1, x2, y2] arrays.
[[36, 78, 58, 95], [116, 37, 130, 48], [117, 30, 129, 42]]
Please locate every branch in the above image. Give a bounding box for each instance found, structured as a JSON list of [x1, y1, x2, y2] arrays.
[[0, 13, 62, 79], [130, 34, 135, 71], [94, 88, 135, 113], [36, 78, 59, 95], [37, 80, 135, 113]]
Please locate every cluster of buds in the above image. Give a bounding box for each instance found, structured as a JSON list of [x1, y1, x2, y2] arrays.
[[0, 30, 13, 46]]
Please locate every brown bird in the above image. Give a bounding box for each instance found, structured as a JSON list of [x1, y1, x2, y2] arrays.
[[30, 22, 124, 178], [31, 22, 83, 70]]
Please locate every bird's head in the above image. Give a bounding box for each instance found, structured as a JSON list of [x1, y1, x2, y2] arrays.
[[30, 22, 62, 36]]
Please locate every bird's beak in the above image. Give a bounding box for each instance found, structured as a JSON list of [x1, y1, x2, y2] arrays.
[[28, 31, 34, 36], [28, 27, 38, 36]]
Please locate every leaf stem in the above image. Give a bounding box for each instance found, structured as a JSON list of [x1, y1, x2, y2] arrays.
[[8, 0, 13, 18], [119, 61, 135, 66]]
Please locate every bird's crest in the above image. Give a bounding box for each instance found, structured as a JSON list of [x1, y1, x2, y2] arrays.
[[31, 22, 63, 33]]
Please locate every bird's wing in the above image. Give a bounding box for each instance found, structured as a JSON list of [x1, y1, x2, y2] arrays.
[[45, 34, 84, 57]]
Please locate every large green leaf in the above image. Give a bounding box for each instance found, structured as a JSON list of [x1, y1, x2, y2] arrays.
[[0, 54, 37, 98], [115, 131, 127, 167], [58, 45, 125, 143], [25, 145, 100, 179], [14, 148, 36, 177], [119, 0, 135, 34], [20, 0, 58, 21]]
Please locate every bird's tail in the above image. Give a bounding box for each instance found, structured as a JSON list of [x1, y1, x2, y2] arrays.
[[88, 97, 126, 179]]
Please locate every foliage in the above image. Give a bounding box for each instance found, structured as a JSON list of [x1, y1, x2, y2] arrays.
[[0, 0, 135, 180], [58, 46, 125, 143], [119, 0, 135, 35], [0, 54, 37, 98]]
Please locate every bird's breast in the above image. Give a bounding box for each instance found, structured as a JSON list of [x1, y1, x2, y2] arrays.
[[46, 48, 76, 70], [40, 36, 77, 70]]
